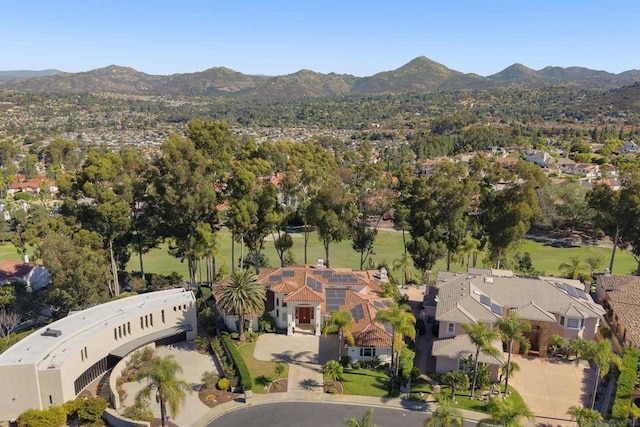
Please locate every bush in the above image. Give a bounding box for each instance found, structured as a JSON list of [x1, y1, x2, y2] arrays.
[[221, 331, 252, 391], [359, 357, 381, 370], [339, 356, 352, 368], [611, 346, 640, 420], [217, 377, 231, 391], [18, 405, 67, 427], [389, 388, 401, 398], [325, 387, 338, 394], [76, 397, 108, 425], [258, 311, 277, 333], [201, 371, 219, 389], [194, 335, 210, 352], [122, 400, 154, 423]]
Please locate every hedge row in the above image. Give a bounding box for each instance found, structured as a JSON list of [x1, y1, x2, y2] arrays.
[[220, 331, 253, 392], [611, 346, 640, 420]]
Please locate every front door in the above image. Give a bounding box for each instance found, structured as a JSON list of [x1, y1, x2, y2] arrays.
[[298, 307, 311, 324]]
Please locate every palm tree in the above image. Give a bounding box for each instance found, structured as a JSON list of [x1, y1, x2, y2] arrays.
[[323, 310, 355, 359], [442, 370, 469, 400], [215, 268, 265, 341], [375, 302, 416, 378], [392, 253, 413, 288], [323, 360, 344, 382], [496, 312, 531, 393], [567, 405, 603, 427], [462, 322, 500, 398], [345, 407, 376, 427], [480, 397, 533, 427], [558, 256, 589, 280], [136, 355, 191, 427], [424, 395, 464, 427]]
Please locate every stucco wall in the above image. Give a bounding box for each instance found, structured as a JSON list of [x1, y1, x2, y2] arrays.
[[347, 347, 391, 364], [0, 364, 40, 420]]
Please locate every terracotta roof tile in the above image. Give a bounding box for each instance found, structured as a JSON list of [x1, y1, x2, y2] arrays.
[[284, 286, 324, 302]]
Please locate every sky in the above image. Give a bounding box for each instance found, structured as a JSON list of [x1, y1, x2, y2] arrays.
[[2, 1, 639, 77]]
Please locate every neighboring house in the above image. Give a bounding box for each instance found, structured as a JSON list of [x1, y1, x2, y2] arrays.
[[595, 274, 640, 350], [0, 259, 50, 292], [0, 288, 197, 421], [622, 141, 638, 154], [429, 269, 604, 379], [524, 150, 553, 168], [559, 162, 601, 179], [216, 263, 394, 363], [6, 174, 58, 198]]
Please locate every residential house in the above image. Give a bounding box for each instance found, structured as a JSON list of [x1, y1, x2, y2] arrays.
[[215, 264, 394, 363], [594, 274, 640, 350], [0, 259, 50, 292], [6, 175, 58, 197], [430, 269, 604, 379], [524, 150, 553, 168], [621, 141, 638, 154]]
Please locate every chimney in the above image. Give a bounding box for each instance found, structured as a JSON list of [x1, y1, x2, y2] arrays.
[[379, 267, 388, 281], [603, 268, 611, 276], [316, 258, 324, 268], [23, 254, 29, 264]]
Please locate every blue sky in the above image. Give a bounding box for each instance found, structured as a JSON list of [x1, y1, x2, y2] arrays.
[[2, 1, 638, 77]]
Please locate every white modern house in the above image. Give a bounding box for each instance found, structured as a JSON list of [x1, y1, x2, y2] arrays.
[[0, 288, 197, 422]]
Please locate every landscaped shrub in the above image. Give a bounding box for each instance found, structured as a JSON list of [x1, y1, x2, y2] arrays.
[[339, 356, 352, 368], [122, 400, 154, 422], [217, 377, 231, 391], [201, 371, 219, 389], [221, 331, 252, 391], [359, 356, 381, 370], [76, 397, 108, 425], [611, 346, 640, 420], [17, 405, 67, 427], [258, 311, 276, 333]]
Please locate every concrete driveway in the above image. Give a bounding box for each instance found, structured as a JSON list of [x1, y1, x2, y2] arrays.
[[254, 333, 339, 393], [508, 354, 595, 425]]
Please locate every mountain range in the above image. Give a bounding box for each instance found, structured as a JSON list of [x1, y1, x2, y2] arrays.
[[1, 57, 640, 98]]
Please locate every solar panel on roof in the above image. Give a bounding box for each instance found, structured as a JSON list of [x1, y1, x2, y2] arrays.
[[576, 289, 589, 300], [282, 270, 295, 277], [555, 282, 567, 291], [350, 305, 365, 322], [491, 303, 502, 315], [480, 295, 491, 306], [269, 275, 282, 283], [565, 285, 579, 298], [383, 323, 394, 334], [307, 277, 322, 293]]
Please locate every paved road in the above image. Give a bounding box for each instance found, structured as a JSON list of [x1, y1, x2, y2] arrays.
[[207, 401, 476, 427]]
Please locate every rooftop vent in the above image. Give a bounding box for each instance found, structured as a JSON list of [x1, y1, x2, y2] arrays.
[[316, 258, 324, 268], [379, 268, 388, 281], [484, 277, 494, 283], [42, 328, 62, 337]]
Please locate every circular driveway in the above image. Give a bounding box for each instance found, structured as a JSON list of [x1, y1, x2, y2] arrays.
[[208, 402, 443, 427]]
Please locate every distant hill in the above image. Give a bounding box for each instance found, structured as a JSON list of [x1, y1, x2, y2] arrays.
[[593, 82, 640, 110], [2, 58, 640, 98], [0, 69, 62, 82]]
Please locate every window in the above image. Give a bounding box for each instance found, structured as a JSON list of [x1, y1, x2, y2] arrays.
[[282, 302, 287, 307], [140, 317, 144, 329], [84, 347, 88, 359], [276, 298, 279, 306], [561, 316, 584, 329], [150, 313, 153, 327], [447, 323, 455, 334], [457, 358, 469, 372], [118, 326, 122, 338], [276, 309, 279, 317], [359, 348, 376, 357], [161, 310, 165, 323], [114, 329, 117, 340], [81, 350, 84, 361], [127, 322, 131, 335], [145, 315, 149, 328]]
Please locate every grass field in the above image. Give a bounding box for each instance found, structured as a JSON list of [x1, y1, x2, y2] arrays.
[[236, 341, 288, 394], [340, 368, 390, 397], [1, 229, 636, 279]]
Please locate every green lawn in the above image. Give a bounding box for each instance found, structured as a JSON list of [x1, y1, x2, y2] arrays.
[[236, 341, 288, 394], [340, 368, 390, 397]]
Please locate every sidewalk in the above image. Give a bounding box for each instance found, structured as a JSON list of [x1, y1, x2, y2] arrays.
[[191, 390, 516, 427]]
